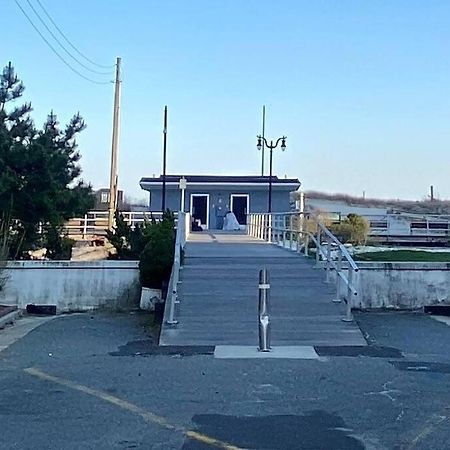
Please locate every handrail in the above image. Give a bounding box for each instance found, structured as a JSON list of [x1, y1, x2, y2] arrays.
[[165, 236, 181, 325], [165, 211, 189, 325], [317, 223, 359, 272], [247, 211, 359, 321]]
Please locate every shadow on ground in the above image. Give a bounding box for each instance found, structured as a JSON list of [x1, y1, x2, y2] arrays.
[[182, 411, 364, 449]]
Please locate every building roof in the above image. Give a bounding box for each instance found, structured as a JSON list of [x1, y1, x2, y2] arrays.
[[140, 175, 301, 185]]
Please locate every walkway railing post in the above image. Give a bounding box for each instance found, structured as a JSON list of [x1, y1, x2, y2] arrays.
[[83, 214, 88, 238], [289, 215, 293, 250], [326, 237, 331, 283], [268, 214, 272, 243], [265, 215, 268, 241], [258, 268, 271, 352], [333, 248, 342, 303], [316, 229, 321, 266], [342, 268, 354, 322]]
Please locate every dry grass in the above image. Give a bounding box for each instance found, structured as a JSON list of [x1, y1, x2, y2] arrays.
[[300, 191, 450, 215]]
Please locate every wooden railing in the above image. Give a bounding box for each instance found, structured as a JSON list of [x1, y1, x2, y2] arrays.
[[63, 211, 175, 237]]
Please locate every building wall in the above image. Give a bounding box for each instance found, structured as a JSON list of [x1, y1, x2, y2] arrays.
[[0, 261, 140, 312], [335, 262, 450, 309], [146, 186, 293, 229], [94, 189, 124, 211]]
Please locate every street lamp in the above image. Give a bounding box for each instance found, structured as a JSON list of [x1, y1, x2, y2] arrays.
[[257, 135, 287, 213]]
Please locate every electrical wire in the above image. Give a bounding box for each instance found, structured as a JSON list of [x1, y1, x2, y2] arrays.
[[25, 0, 112, 75], [15, 0, 113, 85], [36, 0, 115, 70]]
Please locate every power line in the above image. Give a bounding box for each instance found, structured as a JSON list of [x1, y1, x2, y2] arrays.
[[35, 0, 115, 70], [25, 0, 112, 76], [36, 0, 114, 70], [14, 0, 113, 85]]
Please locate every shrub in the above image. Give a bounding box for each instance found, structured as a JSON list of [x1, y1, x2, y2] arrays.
[[106, 210, 147, 260], [329, 214, 369, 245], [139, 211, 175, 290], [44, 226, 74, 260]]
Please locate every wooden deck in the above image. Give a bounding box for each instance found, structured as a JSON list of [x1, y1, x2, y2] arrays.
[[160, 231, 366, 347]]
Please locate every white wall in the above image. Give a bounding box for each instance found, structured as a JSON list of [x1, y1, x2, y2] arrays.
[[339, 262, 450, 309], [0, 261, 140, 312]]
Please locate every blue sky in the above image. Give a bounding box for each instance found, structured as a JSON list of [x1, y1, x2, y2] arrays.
[[5, 0, 450, 200]]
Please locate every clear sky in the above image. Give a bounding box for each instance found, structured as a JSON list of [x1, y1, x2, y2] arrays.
[[5, 0, 450, 201]]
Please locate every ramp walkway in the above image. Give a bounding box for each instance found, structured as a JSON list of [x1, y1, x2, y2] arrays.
[[160, 231, 366, 347]]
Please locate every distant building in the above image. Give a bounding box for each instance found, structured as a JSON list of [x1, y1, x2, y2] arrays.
[[93, 188, 124, 211], [140, 175, 301, 230]]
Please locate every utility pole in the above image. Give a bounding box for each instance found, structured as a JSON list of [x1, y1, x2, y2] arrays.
[[162, 106, 168, 212], [430, 185, 434, 202], [261, 105, 266, 176], [108, 57, 122, 230]]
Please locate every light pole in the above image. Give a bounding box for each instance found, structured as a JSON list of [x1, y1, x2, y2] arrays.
[[257, 135, 286, 213]]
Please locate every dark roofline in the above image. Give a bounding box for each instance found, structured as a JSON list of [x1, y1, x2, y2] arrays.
[[140, 175, 300, 184]]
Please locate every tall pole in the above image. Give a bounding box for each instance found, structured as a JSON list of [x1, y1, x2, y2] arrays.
[[261, 105, 266, 176], [268, 145, 273, 213], [162, 106, 168, 212], [108, 57, 122, 230]]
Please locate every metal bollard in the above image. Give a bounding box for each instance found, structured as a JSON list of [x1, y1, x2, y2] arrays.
[[258, 269, 271, 352]]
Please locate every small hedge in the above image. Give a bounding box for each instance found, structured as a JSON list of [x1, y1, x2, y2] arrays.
[[139, 213, 175, 289], [329, 214, 369, 246], [107, 210, 176, 290]]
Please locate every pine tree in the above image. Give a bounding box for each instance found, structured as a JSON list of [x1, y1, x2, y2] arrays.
[[0, 62, 94, 258]]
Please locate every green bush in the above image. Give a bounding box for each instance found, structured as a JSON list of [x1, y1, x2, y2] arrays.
[[106, 211, 146, 260], [329, 214, 369, 246], [44, 226, 74, 260], [139, 212, 175, 289]]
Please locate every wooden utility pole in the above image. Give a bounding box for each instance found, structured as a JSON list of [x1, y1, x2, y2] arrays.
[[108, 57, 122, 230], [162, 106, 168, 212]]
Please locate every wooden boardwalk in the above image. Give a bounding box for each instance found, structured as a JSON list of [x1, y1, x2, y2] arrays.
[[160, 232, 366, 347]]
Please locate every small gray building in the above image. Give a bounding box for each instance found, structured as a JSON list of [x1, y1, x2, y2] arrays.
[[139, 175, 301, 230]]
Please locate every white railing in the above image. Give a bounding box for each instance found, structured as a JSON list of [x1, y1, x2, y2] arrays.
[[165, 212, 190, 325], [247, 212, 359, 321], [63, 211, 177, 237]]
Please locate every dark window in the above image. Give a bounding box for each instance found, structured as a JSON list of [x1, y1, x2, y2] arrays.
[[410, 222, 427, 229], [370, 221, 388, 228], [429, 222, 449, 230]]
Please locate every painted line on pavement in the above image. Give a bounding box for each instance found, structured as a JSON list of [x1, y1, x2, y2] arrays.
[[24, 367, 242, 450]]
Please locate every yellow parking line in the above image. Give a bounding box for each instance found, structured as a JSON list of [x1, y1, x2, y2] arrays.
[[24, 367, 243, 450]]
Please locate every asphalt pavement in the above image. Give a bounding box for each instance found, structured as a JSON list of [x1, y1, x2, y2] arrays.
[[1, 311, 450, 449]]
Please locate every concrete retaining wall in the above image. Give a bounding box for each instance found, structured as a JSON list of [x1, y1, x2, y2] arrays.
[[0, 260, 140, 312], [341, 262, 450, 310]]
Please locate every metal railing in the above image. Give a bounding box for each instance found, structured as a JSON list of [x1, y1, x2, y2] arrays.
[[247, 212, 359, 321], [63, 211, 177, 237], [165, 212, 190, 325]]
